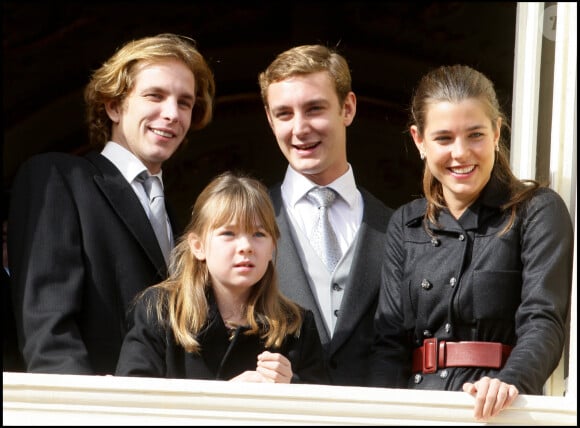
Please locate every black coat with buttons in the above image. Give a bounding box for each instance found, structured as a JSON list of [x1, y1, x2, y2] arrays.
[[116, 287, 329, 384], [369, 177, 573, 394]]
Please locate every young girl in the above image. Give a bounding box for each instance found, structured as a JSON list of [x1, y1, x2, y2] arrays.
[[116, 171, 328, 383]]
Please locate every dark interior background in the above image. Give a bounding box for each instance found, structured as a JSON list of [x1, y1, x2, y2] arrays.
[[3, 1, 517, 227]]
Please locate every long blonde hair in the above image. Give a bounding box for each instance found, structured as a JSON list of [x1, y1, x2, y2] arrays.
[[145, 171, 302, 353]]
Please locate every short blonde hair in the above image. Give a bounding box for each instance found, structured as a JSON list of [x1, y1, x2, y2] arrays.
[[258, 44, 352, 107]]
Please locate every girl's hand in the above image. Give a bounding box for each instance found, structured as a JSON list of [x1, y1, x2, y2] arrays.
[[230, 370, 267, 383], [256, 351, 293, 383], [462, 376, 519, 420]]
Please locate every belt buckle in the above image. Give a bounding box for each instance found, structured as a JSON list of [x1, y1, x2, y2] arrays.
[[423, 337, 437, 374]]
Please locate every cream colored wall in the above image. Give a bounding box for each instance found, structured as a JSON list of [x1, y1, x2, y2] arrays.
[[511, 2, 577, 398]]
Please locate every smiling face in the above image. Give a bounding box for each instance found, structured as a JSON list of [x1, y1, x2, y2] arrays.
[[410, 98, 500, 218], [106, 58, 196, 174], [189, 221, 275, 300], [265, 71, 356, 186]]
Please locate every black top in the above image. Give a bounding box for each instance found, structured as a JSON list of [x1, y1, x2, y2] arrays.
[[8, 152, 178, 374], [116, 287, 330, 384], [370, 178, 574, 394]]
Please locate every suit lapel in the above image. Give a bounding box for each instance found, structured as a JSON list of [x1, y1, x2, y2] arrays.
[[270, 185, 331, 343], [85, 152, 167, 271], [329, 190, 389, 354]]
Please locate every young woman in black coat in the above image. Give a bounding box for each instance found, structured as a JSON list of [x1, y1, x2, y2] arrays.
[[370, 65, 573, 421]]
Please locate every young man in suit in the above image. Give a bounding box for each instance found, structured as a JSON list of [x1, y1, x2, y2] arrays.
[[8, 33, 215, 375], [258, 44, 394, 386]]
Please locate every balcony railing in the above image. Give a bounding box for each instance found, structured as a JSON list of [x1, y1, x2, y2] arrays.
[[3, 371, 576, 425]]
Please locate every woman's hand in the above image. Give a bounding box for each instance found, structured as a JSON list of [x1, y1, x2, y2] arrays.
[[462, 376, 519, 420], [256, 351, 293, 383]]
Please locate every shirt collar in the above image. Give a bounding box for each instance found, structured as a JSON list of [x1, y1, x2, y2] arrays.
[[405, 173, 510, 231], [478, 173, 511, 209], [101, 141, 163, 184], [282, 164, 358, 208]]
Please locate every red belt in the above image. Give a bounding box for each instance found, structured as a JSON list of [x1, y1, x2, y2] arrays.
[[412, 338, 512, 374]]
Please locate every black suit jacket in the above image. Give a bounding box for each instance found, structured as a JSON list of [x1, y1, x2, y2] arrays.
[[3, 266, 25, 372], [269, 184, 393, 386], [8, 151, 179, 374]]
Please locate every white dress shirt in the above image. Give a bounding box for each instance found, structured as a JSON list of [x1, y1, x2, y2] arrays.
[[280, 164, 363, 254], [280, 164, 363, 334], [101, 141, 173, 246]]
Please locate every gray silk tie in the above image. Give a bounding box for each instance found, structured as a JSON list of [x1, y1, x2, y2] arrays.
[[307, 187, 342, 272], [140, 173, 171, 265]]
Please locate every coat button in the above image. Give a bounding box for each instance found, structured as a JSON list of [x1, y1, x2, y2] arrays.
[[423, 330, 432, 337], [414, 374, 423, 384], [332, 283, 342, 291], [439, 369, 449, 379], [431, 238, 440, 247], [334, 309, 339, 317], [449, 277, 457, 287], [421, 279, 432, 290], [445, 323, 451, 333], [458, 234, 465, 241]]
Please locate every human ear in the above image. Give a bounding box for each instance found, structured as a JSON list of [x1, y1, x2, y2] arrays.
[[343, 92, 357, 126], [105, 100, 121, 123], [265, 106, 275, 130], [493, 117, 502, 145], [410, 125, 425, 157], [188, 232, 206, 261]]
